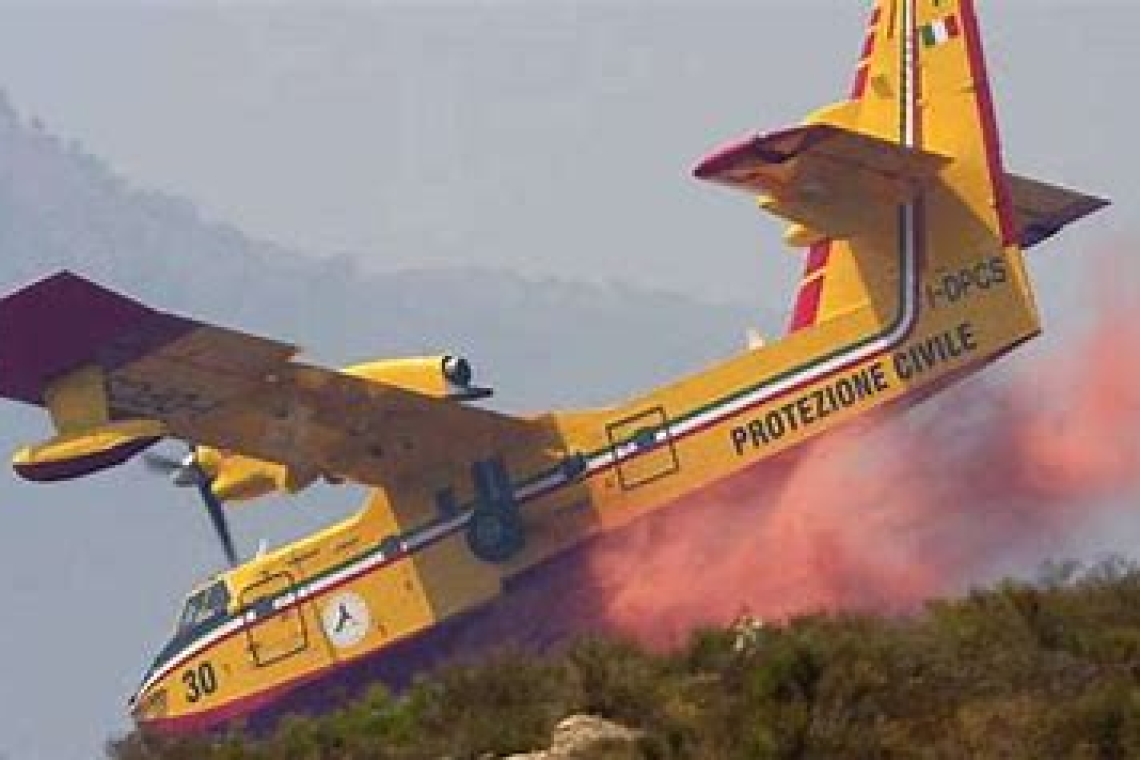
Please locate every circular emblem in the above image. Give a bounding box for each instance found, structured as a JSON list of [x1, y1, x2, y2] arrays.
[[320, 591, 371, 649]]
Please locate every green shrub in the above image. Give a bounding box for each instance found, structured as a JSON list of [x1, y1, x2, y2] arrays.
[[108, 562, 1140, 760]]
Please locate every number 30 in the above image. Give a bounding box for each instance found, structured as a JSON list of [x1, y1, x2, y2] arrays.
[[182, 662, 218, 703]]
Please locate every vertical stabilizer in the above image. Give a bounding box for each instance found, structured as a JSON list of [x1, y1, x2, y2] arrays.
[[782, 0, 1039, 349]]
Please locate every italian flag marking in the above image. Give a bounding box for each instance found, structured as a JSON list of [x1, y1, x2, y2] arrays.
[[920, 15, 960, 48]]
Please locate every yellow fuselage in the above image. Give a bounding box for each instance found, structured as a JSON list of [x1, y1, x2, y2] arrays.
[[129, 235, 1038, 731]]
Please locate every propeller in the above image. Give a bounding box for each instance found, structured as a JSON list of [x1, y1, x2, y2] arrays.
[[143, 446, 239, 567]]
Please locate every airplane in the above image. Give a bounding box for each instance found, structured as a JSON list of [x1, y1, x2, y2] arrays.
[[0, 0, 1108, 737]]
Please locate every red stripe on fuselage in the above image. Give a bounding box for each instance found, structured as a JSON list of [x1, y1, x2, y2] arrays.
[[805, 240, 831, 275], [789, 277, 826, 333], [789, 241, 832, 333], [861, 31, 877, 60], [850, 64, 871, 99]]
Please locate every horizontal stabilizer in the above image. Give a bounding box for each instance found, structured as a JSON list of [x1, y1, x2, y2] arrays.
[[694, 124, 949, 200], [1006, 173, 1110, 249], [694, 125, 949, 241]]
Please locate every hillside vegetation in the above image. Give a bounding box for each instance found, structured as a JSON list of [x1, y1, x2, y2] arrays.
[[110, 559, 1140, 759]]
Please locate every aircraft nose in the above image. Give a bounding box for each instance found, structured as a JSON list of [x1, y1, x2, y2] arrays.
[[128, 682, 170, 723]]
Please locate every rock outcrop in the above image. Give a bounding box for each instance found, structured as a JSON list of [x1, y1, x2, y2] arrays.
[[505, 715, 646, 760]]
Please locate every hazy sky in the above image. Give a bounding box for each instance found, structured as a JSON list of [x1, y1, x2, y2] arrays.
[[0, 2, 1136, 759], [0, 0, 1132, 308]]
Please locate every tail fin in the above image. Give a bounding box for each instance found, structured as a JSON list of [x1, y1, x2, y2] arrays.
[[699, 1, 1104, 353], [799, 0, 1023, 334]]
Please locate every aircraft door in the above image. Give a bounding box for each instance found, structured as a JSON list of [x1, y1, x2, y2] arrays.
[[239, 571, 310, 667], [607, 406, 680, 490]]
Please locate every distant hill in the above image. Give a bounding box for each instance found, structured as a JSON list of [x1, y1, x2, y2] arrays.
[[0, 92, 769, 410]]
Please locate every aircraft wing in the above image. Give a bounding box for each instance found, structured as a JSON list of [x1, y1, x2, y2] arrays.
[[0, 272, 552, 488]]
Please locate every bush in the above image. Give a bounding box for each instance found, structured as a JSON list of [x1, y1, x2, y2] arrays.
[[108, 561, 1140, 759]]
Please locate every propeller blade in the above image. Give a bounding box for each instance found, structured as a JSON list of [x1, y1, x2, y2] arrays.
[[148, 444, 239, 567], [197, 479, 238, 568]]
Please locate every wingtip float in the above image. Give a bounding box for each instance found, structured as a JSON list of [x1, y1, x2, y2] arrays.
[[0, 0, 1108, 736]]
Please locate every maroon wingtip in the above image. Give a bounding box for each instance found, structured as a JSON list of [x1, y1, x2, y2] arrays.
[[692, 133, 761, 180], [0, 271, 196, 405], [693, 124, 837, 182]]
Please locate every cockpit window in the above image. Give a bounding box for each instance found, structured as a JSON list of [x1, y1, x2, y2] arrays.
[[177, 581, 231, 634]]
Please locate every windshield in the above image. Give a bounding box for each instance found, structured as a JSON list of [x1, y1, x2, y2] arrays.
[[177, 580, 231, 634]]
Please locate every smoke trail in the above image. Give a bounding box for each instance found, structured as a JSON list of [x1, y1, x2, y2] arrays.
[[586, 266, 1140, 646]]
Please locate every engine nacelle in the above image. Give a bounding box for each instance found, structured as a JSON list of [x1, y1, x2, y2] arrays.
[[341, 354, 492, 401], [192, 447, 316, 503]]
